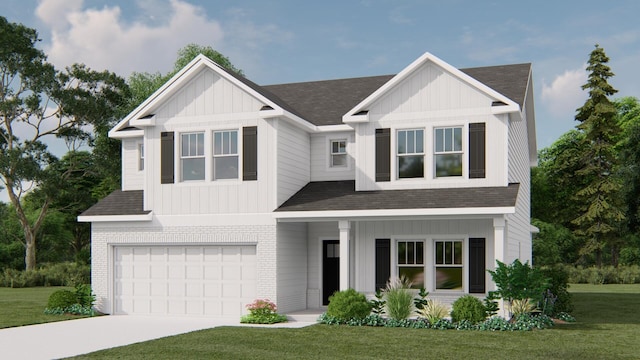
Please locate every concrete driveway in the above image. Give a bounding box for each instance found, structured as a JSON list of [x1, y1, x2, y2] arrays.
[[0, 315, 315, 360]]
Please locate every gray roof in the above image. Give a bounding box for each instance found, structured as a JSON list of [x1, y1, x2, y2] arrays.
[[80, 190, 149, 216], [258, 63, 531, 127], [276, 181, 520, 212]]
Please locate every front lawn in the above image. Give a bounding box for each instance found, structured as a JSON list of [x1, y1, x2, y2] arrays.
[[72, 284, 640, 360], [0, 287, 90, 328]]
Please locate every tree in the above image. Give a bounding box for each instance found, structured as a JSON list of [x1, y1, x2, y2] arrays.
[[0, 17, 129, 270], [572, 45, 625, 267]]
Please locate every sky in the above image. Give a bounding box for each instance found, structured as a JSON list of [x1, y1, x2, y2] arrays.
[[2, 0, 640, 201]]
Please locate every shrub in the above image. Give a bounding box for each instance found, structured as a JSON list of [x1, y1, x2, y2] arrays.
[[75, 284, 95, 308], [539, 265, 573, 315], [370, 290, 386, 315], [483, 291, 500, 318], [47, 289, 78, 309], [510, 298, 537, 317], [413, 288, 429, 311], [488, 260, 549, 304], [450, 295, 486, 324], [0, 262, 90, 288], [384, 277, 414, 320], [241, 299, 287, 324], [326, 289, 371, 321], [417, 299, 449, 325]]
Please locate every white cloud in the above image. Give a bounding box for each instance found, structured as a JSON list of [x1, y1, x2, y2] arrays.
[[36, 0, 224, 77], [541, 67, 588, 118]]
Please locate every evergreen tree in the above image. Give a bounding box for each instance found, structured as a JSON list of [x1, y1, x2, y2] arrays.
[[572, 45, 625, 266]]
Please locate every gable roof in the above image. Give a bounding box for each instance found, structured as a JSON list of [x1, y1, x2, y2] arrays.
[[110, 52, 532, 135], [275, 181, 519, 214]]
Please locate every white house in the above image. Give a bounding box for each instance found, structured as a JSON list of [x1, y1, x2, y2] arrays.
[[79, 52, 537, 318]]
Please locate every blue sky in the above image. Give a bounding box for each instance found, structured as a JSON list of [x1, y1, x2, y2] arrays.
[[2, 0, 640, 181]]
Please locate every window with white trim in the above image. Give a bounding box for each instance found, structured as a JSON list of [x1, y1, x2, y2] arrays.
[[434, 127, 463, 177], [397, 129, 424, 178], [181, 132, 205, 181], [138, 143, 144, 171], [397, 240, 424, 289], [434, 240, 463, 290], [330, 139, 347, 167], [213, 130, 239, 180]]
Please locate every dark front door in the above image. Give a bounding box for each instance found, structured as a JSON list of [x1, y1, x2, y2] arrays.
[[322, 240, 340, 305]]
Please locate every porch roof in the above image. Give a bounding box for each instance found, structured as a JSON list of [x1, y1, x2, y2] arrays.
[[275, 181, 519, 216]]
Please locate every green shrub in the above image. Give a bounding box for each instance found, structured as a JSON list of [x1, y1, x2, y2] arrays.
[[450, 295, 486, 324], [539, 265, 573, 315], [75, 284, 95, 308], [47, 289, 78, 309], [566, 265, 640, 284], [0, 262, 90, 288], [326, 289, 371, 321], [488, 260, 549, 304], [417, 299, 449, 325], [370, 289, 386, 315], [384, 277, 414, 320]]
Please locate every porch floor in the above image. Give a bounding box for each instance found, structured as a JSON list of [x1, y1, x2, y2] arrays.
[[286, 308, 325, 323]]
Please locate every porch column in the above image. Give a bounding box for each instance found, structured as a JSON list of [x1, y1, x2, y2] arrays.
[[339, 220, 351, 290], [493, 217, 506, 267]]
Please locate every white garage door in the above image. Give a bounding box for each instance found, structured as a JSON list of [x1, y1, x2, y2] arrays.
[[114, 245, 257, 317]]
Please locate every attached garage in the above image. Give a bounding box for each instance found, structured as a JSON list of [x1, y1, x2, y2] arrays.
[[114, 245, 257, 317]]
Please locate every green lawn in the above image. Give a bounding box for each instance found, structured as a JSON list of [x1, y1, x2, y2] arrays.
[[0, 287, 89, 328], [70, 284, 640, 360]]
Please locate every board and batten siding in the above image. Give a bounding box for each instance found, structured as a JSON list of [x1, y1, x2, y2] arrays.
[[276, 222, 308, 313], [276, 120, 310, 206], [354, 219, 494, 294], [140, 65, 279, 215], [121, 138, 144, 191], [310, 132, 356, 181], [352, 61, 508, 191]]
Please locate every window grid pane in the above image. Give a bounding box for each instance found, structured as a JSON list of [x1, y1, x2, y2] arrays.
[[213, 130, 239, 180]]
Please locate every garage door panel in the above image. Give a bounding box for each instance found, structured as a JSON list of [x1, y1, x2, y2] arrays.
[[115, 245, 256, 317]]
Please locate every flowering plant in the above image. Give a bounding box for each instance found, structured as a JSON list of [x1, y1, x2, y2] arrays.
[[241, 299, 288, 324]]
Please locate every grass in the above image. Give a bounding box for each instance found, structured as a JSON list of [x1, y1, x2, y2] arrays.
[[0, 287, 90, 328], [70, 284, 640, 360]]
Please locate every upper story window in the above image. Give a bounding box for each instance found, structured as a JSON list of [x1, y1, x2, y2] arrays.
[[397, 129, 424, 179], [138, 143, 144, 171], [330, 139, 347, 167], [213, 130, 239, 180], [181, 132, 205, 181], [434, 127, 463, 177]]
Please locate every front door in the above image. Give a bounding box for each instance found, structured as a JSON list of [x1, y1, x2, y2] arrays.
[[322, 240, 340, 305]]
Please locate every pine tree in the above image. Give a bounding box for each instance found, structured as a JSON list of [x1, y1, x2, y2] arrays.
[[572, 45, 625, 266]]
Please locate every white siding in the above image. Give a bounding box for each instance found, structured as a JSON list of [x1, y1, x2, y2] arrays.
[[90, 220, 276, 315], [310, 132, 355, 181], [352, 61, 508, 191], [276, 223, 308, 313], [276, 120, 310, 206], [121, 138, 144, 191], [354, 219, 493, 295], [506, 80, 535, 263]]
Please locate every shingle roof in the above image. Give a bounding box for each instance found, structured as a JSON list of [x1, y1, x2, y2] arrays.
[[258, 63, 530, 127], [275, 181, 520, 212], [80, 190, 149, 216]]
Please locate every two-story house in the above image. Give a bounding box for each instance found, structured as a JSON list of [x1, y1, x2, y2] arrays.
[[79, 52, 536, 318]]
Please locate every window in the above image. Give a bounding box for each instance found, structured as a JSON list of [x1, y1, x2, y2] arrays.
[[397, 241, 424, 289], [397, 129, 424, 178], [435, 240, 463, 290], [434, 127, 463, 177], [213, 130, 238, 180], [330, 139, 347, 167], [138, 143, 144, 171], [181, 132, 205, 181]]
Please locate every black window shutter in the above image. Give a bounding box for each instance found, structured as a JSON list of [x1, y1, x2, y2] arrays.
[[375, 239, 390, 290], [375, 128, 391, 182], [469, 123, 486, 178], [160, 131, 174, 184], [243, 126, 258, 181], [469, 238, 486, 293]]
